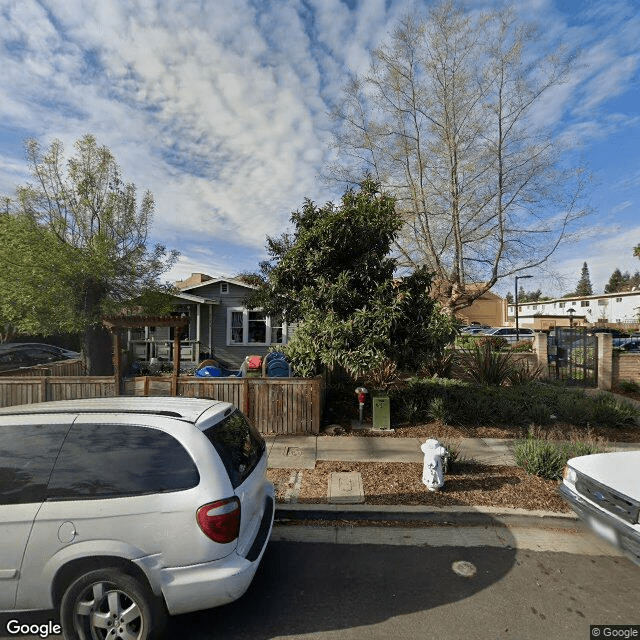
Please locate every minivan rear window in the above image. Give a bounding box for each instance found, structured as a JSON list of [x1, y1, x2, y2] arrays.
[[203, 411, 265, 489], [47, 423, 200, 499]]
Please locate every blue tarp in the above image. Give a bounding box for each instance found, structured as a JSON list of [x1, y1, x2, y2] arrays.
[[195, 366, 241, 378]]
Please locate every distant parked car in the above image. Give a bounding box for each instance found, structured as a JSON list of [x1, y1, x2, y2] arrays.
[[613, 338, 640, 352], [0, 343, 81, 372], [483, 327, 535, 343], [459, 324, 492, 335], [560, 451, 640, 567]]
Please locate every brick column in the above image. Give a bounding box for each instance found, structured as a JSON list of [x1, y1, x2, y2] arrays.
[[533, 332, 548, 377], [597, 333, 613, 391]]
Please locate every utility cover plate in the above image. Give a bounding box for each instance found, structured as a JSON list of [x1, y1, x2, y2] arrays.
[[328, 471, 364, 504]]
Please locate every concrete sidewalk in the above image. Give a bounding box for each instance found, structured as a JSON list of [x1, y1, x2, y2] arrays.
[[265, 433, 640, 470]]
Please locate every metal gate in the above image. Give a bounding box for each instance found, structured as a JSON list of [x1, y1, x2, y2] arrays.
[[548, 328, 598, 387]]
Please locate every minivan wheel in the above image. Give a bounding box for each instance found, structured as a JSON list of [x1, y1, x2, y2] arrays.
[[60, 568, 167, 640]]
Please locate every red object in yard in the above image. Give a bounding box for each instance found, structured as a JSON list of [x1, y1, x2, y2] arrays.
[[247, 356, 262, 370], [358, 392, 366, 404]]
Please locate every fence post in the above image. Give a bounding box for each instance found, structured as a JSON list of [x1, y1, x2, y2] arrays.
[[243, 378, 250, 416], [597, 333, 613, 391], [533, 332, 548, 377]]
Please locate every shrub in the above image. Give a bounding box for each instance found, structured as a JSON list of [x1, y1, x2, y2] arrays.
[[476, 335, 509, 351], [441, 440, 464, 473], [514, 434, 607, 480], [514, 438, 566, 480], [428, 397, 449, 422], [508, 360, 544, 385], [510, 340, 533, 352], [590, 393, 638, 427], [526, 402, 553, 426], [387, 378, 640, 429], [457, 343, 517, 385], [420, 350, 457, 378], [615, 379, 640, 394]]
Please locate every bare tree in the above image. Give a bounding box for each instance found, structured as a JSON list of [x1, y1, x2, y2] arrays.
[[328, 1, 587, 314]]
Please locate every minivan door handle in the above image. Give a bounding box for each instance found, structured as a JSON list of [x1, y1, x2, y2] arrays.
[[0, 569, 18, 579]]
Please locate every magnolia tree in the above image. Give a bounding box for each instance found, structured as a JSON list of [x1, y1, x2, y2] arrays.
[[246, 179, 457, 378], [0, 135, 178, 374]]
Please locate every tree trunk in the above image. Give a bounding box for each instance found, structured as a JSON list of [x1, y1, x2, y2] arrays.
[[83, 324, 113, 376], [80, 279, 112, 376]]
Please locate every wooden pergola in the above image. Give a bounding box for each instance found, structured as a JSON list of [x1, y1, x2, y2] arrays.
[[102, 315, 190, 395]]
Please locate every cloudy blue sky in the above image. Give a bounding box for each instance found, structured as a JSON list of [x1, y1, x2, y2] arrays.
[[1, 0, 639, 298]]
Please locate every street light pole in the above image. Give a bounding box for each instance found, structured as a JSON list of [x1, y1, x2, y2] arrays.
[[514, 275, 533, 342]]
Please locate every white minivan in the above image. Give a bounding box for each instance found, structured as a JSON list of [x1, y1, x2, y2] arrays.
[[0, 397, 275, 640]]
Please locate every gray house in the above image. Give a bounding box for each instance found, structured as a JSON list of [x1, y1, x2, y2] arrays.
[[128, 273, 291, 368]]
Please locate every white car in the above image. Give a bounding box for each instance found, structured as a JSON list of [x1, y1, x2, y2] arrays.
[[483, 327, 535, 343], [559, 451, 640, 567], [0, 397, 275, 639]]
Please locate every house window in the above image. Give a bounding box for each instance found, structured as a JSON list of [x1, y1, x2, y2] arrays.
[[616, 297, 622, 303], [558, 302, 565, 308], [270, 317, 285, 344], [248, 311, 267, 343], [220, 282, 229, 294], [230, 311, 244, 343], [227, 308, 286, 346], [597, 299, 607, 306], [580, 301, 590, 307]]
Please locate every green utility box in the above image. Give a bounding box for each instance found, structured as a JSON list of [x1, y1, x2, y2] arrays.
[[372, 395, 390, 430]]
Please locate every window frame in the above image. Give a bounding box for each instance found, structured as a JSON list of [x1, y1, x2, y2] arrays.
[[226, 307, 287, 346]]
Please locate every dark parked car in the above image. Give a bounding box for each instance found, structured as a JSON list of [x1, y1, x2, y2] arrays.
[[0, 343, 81, 372], [613, 338, 640, 352]]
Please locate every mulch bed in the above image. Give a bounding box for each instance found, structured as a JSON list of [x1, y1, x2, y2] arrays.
[[267, 418, 639, 512], [267, 460, 570, 512]]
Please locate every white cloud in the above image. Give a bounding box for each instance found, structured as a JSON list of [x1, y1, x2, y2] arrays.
[[0, 0, 639, 290]]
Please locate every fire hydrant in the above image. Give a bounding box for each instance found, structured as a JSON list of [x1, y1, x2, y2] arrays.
[[421, 438, 448, 492], [355, 387, 368, 424]]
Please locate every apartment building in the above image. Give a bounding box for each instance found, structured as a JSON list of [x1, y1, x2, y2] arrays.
[[507, 289, 640, 330]]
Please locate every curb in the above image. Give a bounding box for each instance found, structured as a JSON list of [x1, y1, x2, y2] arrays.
[[274, 503, 579, 530]]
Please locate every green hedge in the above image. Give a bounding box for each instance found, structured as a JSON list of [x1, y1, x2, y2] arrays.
[[390, 379, 639, 429]]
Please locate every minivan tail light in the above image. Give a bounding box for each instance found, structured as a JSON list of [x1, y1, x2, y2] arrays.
[[197, 497, 241, 543]]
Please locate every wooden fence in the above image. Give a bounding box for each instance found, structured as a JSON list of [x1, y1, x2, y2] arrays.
[[0, 376, 117, 407], [125, 376, 324, 435], [0, 374, 324, 435], [0, 359, 86, 378]]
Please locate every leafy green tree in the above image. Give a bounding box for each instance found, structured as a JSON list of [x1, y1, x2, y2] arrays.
[[0, 135, 178, 374], [246, 179, 457, 377], [574, 262, 593, 296]]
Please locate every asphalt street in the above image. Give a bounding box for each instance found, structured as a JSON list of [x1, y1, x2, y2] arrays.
[[3, 522, 638, 640], [167, 523, 640, 640]]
